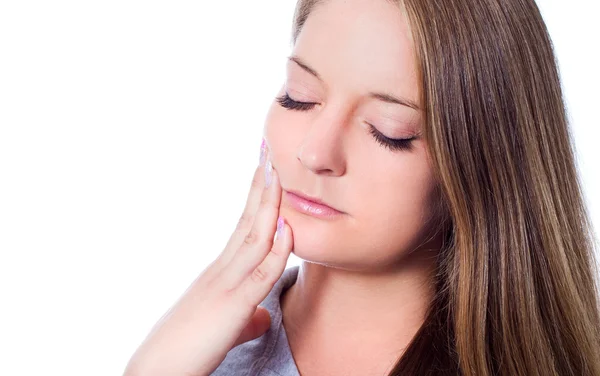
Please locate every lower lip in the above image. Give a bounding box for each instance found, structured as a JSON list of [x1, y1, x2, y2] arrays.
[[284, 191, 344, 219]]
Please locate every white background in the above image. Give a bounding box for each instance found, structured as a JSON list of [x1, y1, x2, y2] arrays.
[[0, 1, 598, 375]]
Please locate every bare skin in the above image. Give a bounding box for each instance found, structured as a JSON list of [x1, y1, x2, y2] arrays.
[[124, 0, 444, 374], [263, 0, 445, 374], [122, 144, 294, 376]]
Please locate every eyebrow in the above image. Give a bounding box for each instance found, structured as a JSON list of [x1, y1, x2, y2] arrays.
[[287, 55, 421, 111]]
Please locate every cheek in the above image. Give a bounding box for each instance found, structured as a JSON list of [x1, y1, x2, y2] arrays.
[[262, 97, 438, 269], [329, 157, 438, 270], [263, 102, 302, 155], [359, 166, 435, 248]]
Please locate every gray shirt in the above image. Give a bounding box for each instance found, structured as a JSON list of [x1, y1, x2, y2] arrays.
[[210, 265, 301, 376]]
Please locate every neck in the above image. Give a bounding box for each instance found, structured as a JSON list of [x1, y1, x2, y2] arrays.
[[280, 249, 439, 370]]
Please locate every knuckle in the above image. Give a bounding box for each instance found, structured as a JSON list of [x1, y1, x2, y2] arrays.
[[244, 229, 260, 246], [250, 265, 271, 284], [268, 245, 283, 257]]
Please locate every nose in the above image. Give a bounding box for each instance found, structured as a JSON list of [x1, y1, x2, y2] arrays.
[[296, 112, 347, 177]]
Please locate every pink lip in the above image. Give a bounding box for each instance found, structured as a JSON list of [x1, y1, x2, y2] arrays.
[[283, 190, 344, 219]]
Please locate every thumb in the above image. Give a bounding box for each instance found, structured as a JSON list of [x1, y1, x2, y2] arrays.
[[232, 306, 272, 348]]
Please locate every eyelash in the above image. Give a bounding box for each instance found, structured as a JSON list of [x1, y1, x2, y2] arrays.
[[275, 92, 415, 152]]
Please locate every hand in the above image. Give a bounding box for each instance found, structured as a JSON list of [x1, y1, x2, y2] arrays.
[[123, 142, 294, 376]]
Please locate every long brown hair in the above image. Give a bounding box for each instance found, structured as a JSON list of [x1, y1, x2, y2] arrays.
[[290, 0, 600, 375]]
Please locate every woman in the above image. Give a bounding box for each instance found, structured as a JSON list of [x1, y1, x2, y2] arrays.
[[124, 0, 600, 375]]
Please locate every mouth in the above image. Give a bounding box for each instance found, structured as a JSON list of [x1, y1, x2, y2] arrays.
[[283, 189, 345, 219]]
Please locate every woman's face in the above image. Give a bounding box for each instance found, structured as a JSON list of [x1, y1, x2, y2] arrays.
[[264, 0, 440, 271]]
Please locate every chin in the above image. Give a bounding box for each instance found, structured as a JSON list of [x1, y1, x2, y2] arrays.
[[287, 230, 371, 271], [280, 206, 371, 268]]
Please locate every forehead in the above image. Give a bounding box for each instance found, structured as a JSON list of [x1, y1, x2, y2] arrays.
[[291, 0, 419, 101]]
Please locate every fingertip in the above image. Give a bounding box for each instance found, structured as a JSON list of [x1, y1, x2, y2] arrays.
[[271, 166, 280, 188], [284, 223, 293, 250], [278, 222, 293, 253], [274, 216, 285, 242]]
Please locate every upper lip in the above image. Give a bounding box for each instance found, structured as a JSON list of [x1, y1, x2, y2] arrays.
[[285, 189, 343, 213]]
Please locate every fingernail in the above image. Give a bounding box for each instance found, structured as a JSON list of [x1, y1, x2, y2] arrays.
[[265, 159, 273, 188], [276, 216, 285, 240], [259, 138, 267, 166]]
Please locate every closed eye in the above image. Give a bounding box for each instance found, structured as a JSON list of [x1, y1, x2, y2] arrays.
[[367, 124, 416, 152], [275, 92, 416, 152], [275, 92, 318, 111]]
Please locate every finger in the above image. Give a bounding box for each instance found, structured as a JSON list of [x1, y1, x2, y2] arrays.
[[230, 146, 270, 249], [213, 145, 270, 272], [221, 164, 283, 291], [235, 217, 293, 308]]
